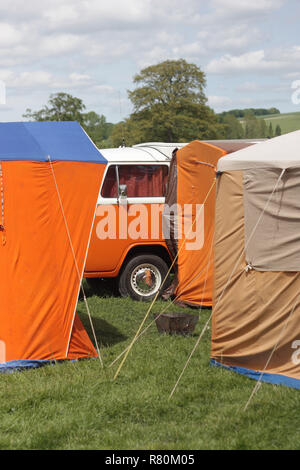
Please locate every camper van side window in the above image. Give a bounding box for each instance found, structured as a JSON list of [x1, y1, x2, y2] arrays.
[[101, 165, 118, 198], [118, 165, 168, 198]]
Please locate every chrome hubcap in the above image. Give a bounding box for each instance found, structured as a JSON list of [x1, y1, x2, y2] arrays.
[[131, 264, 161, 297]]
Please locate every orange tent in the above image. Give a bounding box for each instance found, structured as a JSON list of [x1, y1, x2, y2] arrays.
[[0, 122, 106, 372], [162, 140, 256, 307]]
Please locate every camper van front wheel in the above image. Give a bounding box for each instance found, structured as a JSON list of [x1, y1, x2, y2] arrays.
[[118, 254, 170, 302]]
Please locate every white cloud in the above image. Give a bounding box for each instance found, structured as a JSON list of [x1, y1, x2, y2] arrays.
[[41, 0, 193, 35], [211, 0, 285, 16], [69, 72, 91, 83], [205, 49, 298, 74], [196, 24, 263, 56], [0, 0, 298, 121], [235, 81, 287, 94], [0, 23, 24, 47], [92, 84, 115, 93], [39, 34, 82, 56], [207, 95, 232, 107], [0, 2, 289, 69], [0, 69, 98, 91]]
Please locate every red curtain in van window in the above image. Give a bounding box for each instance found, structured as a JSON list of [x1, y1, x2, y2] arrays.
[[102, 165, 168, 198], [101, 166, 118, 198], [119, 165, 168, 197]]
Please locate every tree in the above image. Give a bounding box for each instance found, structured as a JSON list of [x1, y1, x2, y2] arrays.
[[121, 59, 222, 143], [217, 113, 244, 139], [258, 118, 267, 138], [129, 59, 207, 112], [244, 112, 260, 138], [219, 108, 280, 118], [275, 124, 282, 136], [23, 92, 114, 147], [110, 118, 144, 147], [268, 122, 274, 138], [82, 111, 114, 147], [23, 92, 86, 125]]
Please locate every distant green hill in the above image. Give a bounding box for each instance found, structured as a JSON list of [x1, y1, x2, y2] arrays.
[[246, 112, 300, 135]]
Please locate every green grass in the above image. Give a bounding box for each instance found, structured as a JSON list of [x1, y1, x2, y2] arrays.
[[1, 281, 300, 450], [257, 111, 300, 134]]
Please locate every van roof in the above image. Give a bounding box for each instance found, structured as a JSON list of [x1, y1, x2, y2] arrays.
[[133, 142, 188, 158], [100, 145, 182, 162], [100, 140, 265, 163]]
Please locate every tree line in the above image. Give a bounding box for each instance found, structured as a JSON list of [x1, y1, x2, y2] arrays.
[[218, 108, 280, 118], [23, 59, 281, 147], [217, 111, 281, 140]]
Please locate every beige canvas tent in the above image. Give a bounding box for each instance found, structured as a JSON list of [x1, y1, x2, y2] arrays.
[[211, 130, 300, 389]]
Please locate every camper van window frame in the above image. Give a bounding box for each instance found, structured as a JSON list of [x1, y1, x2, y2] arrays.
[[100, 163, 169, 201]]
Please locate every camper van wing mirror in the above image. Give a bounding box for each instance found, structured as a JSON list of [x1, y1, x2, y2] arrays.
[[118, 184, 128, 204]]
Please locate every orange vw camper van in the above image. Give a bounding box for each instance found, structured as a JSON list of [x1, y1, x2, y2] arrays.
[[84, 143, 186, 301]]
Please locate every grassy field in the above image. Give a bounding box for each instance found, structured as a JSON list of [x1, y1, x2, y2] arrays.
[[257, 111, 300, 134], [0, 281, 300, 450]]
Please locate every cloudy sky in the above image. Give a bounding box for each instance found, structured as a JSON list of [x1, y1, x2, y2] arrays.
[[0, 0, 299, 123]]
